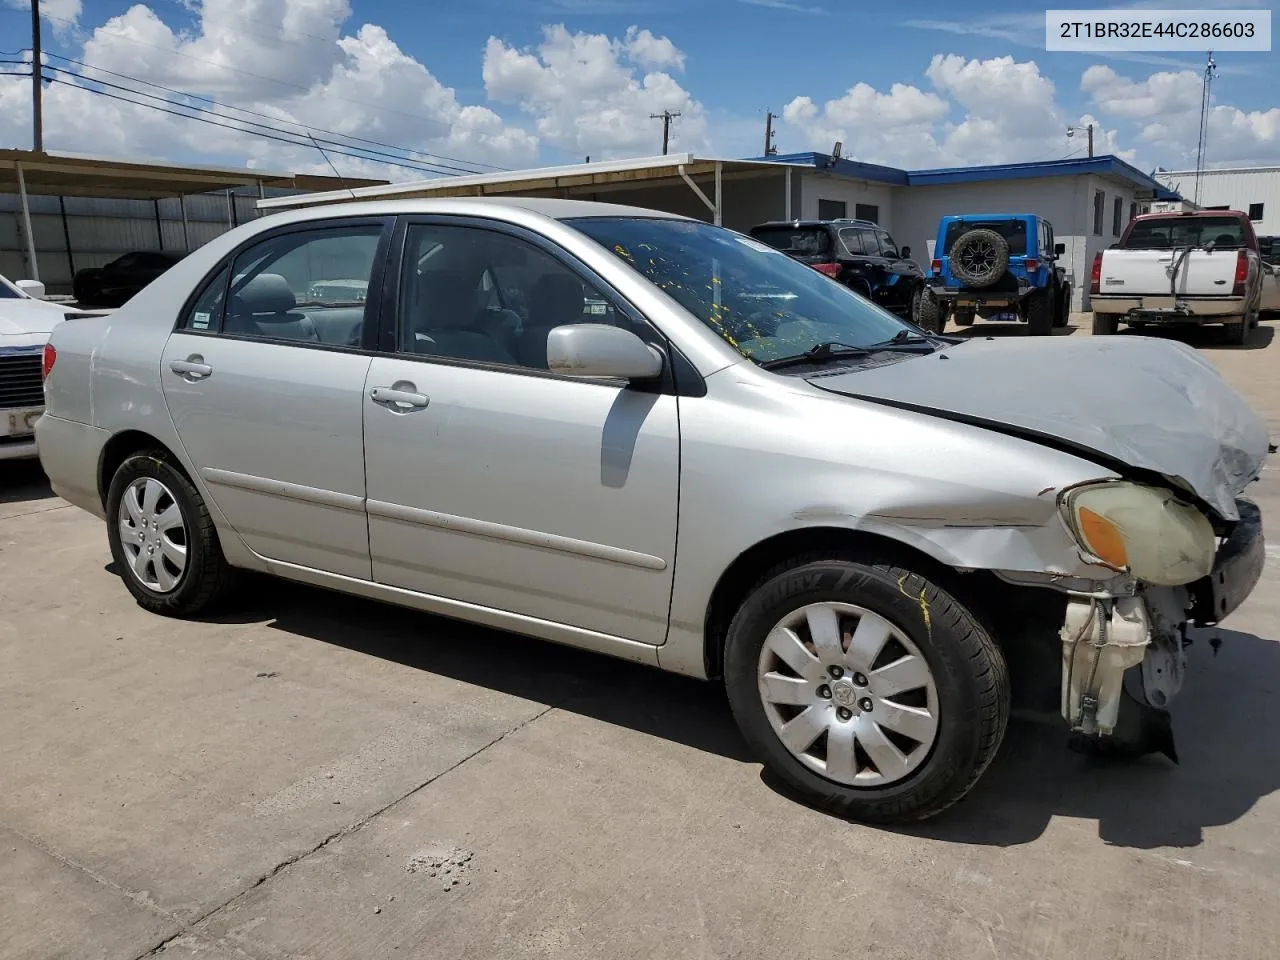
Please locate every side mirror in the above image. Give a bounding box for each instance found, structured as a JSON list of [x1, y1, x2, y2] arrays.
[[899, 246, 911, 259], [15, 279, 46, 299], [547, 324, 664, 381], [1054, 243, 1066, 255]]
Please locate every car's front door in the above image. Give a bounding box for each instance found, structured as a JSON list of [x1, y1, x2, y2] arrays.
[[361, 218, 680, 645], [159, 218, 392, 579]]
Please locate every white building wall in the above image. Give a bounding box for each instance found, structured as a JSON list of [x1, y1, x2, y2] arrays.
[[799, 172, 894, 227], [890, 173, 1139, 311], [1156, 167, 1280, 236]]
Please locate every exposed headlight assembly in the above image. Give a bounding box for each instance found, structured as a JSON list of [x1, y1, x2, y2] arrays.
[[1060, 481, 1216, 586]]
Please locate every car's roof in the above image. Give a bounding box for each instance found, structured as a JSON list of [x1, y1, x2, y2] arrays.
[[751, 218, 879, 230], [260, 195, 696, 225], [940, 214, 1036, 220]]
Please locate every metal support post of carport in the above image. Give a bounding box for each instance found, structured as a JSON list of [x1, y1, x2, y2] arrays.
[[15, 162, 39, 282]]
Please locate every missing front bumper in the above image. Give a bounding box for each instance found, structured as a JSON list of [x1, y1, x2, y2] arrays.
[[1059, 499, 1265, 749]]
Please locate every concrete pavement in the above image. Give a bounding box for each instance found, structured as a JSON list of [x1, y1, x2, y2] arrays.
[[3, 314, 1279, 959]]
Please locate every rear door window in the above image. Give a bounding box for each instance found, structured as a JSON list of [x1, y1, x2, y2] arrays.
[[750, 226, 832, 257], [943, 220, 1028, 257], [838, 228, 875, 256]]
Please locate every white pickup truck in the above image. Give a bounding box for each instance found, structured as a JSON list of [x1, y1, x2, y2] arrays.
[[1089, 210, 1278, 345]]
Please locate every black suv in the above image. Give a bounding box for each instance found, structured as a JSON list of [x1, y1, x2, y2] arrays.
[[748, 218, 925, 321]]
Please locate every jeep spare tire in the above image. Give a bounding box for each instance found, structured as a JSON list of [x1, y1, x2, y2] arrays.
[[948, 228, 1009, 289]]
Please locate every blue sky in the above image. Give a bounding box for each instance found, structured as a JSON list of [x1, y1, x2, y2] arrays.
[[1, 0, 1277, 178]]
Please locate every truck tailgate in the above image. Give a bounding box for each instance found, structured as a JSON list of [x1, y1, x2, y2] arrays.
[[1099, 248, 1238, 297]]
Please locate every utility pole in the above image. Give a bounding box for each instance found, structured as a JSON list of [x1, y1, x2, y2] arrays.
[[1194, 50, 1217, 205], [650, 110, 680, 155], [31, 0, 43, 152], [764, 111, 778, 156], [1086, 123, 1093, 158]]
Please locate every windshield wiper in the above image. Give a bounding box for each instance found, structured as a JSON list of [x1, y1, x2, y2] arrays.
[[868, 329, 933, 346], [759, 341, 874, 370]]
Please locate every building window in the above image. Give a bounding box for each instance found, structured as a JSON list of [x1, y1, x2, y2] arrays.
[[1093, 190, 1105, 235], [1249, 202, 1264, 221], [854, 203, 879, 224], [817, 199, 846, 220], [1129, 201, 1137, 223], [1112, 197, 1123, 235]]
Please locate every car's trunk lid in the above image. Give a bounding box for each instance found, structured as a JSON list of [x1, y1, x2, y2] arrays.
[[807, 335, 1270, 521], [1099, 247, 1239, 298]]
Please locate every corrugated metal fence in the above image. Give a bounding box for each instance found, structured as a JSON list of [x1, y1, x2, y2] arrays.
[[0, 188, 275, 294]]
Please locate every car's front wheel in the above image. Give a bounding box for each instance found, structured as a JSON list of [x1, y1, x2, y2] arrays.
[[723, 555, 1009, 824], [106, 451, 233, 617]]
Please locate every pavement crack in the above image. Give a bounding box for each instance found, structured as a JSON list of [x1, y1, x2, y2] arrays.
[[7, 703, 557, 960]]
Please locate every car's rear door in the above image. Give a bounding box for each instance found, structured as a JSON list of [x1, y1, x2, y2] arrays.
[[159, 216, 393, 579], [361, 216, 680, 645]]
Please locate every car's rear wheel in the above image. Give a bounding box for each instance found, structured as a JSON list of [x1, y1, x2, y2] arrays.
[[723, 555, 1009, 824], [1092, 313, 1120, 335], [915, 288, 943, 333], [1026, 288, 1053, 336], [106, 451, 233, 617], [1224, 314, 1250, 346]]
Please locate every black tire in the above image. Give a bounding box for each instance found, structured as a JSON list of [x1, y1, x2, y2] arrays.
[[1092, 313, 1120, 335], [1224, 315, 1249, 346], [952, 308, 975, 327], [948, 229, 1009, 288], [1053, 286, 1071, 327], [723, 554, 1010, 824], [915, 288, 943, 333], [1026, 288, 1053, 336], [106, 449, 234, 617]]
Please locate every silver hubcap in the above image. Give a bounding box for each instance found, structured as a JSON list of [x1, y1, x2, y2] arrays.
[[118, 477, 188, 593], [757, 602, 940, 787]]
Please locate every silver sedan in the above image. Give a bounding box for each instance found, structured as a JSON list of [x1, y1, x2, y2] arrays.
[[36, 197, 1270, 823]]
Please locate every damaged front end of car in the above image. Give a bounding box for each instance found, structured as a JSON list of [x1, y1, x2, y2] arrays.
[[1047, 481, 1266, 760]]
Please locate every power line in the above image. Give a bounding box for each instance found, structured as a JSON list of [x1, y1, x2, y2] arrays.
[[43, 52, 506, 172], [32, 10, 474, 136], [42, 65, 473, 176], [45, 76, 465, 177]]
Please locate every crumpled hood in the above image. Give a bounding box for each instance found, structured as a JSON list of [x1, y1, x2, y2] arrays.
[[808, 335, 1271, 521]]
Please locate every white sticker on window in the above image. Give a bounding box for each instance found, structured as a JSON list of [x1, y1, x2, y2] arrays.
[[191, 311, 211, 329], [736, 235, 782, 255]]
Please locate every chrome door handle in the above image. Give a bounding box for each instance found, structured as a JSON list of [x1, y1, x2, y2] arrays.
[[170, 358, 212, 379], [370, 386, 429, 409]]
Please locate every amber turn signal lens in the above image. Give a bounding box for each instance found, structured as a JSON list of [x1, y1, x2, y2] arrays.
[[1077, 506, 1129, 569]]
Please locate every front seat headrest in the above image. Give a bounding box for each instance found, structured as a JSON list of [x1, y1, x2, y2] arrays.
[[236, 273, 297, 314]]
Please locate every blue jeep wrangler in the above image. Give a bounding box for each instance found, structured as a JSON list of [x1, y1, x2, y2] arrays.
[[918, 214, 1072, 336]]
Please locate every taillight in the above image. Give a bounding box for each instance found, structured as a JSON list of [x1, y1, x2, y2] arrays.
[[41, 343, 56, 380], [812, 262, 841, 278], [1232, 249, 1248, 296], [930, 259, 941, 275], [1025, 258, 1038, 273], [1090, 252, 1103, 295]]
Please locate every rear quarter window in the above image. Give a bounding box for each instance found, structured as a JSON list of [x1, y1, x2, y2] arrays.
[[750, 226, 832, 257]]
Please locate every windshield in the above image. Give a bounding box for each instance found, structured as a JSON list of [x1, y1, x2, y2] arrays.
[[943, 219, 1027, 256], [748, 225, 832, 257], [1123, 216, 1248, 250], [567, 217, 908, 363], [0, 275, 22, 299]]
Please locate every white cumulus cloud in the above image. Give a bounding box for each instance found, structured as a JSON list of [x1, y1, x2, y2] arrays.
[[483, 24, 707, 159]]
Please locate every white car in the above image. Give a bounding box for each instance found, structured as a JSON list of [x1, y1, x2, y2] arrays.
[[0, 274, 72, 461]]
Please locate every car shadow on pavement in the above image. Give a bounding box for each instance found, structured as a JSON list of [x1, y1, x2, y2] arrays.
[[207, 575, 756, 764], [887, 626, 1280, 849], [945, 322, 1080, 338], [200, 576, 1279, 849], [0, 460, 54, 504], [1116, 320, 1275, 351]]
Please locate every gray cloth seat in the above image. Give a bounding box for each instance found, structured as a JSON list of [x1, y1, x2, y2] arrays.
[[410, 270, 516, 365], [516, 273, 587, 369], [224, 273, 318, 341]]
